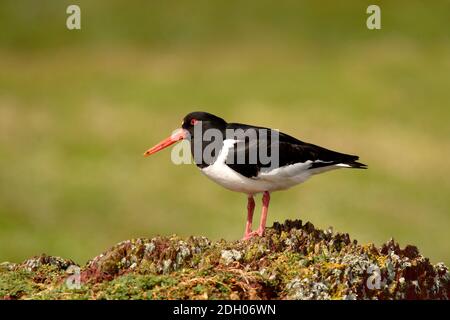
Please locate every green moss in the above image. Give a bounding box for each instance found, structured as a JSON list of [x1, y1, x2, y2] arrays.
[[1, 220, 449, 300], [0, 269, 35, 299], [96, 274, 175, 300]]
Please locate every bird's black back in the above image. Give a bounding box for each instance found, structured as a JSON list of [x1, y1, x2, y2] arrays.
[[224, 123, 366, 178]]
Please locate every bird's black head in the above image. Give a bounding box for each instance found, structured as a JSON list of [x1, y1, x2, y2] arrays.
[[181, 112, 227, 137], [143, 111, 227, 160]]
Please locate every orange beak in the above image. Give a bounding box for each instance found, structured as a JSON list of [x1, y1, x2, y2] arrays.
[[143, 128, 187, 157]]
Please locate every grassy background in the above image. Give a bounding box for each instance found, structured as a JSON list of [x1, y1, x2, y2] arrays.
[[0, 0, 449, 265]]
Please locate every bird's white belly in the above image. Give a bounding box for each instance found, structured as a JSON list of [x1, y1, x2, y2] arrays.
[[201, 162, 281, 194], [201, 161, 343, 194], [199, 139, 343, 195]]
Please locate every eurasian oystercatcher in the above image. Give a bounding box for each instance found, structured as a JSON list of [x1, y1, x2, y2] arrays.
[[144, 111, 367, 240]]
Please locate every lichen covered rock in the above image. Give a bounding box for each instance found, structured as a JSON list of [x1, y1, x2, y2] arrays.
[[1, 220, 449, 300]]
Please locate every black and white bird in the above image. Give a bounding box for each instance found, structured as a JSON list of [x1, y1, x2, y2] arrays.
[[144, 111, 367, 240]]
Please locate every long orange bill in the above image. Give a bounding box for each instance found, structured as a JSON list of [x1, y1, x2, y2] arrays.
[[144, 128, 187, 157]]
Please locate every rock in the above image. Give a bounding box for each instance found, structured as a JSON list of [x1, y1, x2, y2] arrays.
[[0, 219, 448, 300], [220, 249, 242, 265]]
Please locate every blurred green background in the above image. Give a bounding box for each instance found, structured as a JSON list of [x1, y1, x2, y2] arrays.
[[0, 1, 449, 265]]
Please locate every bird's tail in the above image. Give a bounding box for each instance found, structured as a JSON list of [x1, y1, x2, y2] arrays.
[[345, 160, 368, 169]]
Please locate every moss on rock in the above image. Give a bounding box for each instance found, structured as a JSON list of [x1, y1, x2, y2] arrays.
[[1, 220, 449, 300]]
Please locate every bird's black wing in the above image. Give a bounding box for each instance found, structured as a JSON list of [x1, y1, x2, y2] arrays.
[[225, 123, 366, 178]]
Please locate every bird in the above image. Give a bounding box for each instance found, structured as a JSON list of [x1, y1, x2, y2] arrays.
[[144, 111, 367, 240]]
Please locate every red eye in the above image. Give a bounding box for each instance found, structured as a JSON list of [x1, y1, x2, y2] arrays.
[[190, 119, 198, 125]]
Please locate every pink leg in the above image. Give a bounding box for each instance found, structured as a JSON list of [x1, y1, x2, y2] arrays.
[[257, 191, 270, 236], [243, 192, 270, 240], [242, 195, 255, 240]]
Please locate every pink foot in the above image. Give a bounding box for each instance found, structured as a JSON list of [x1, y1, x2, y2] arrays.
[[256, 227, 264, 237], [242, 231, 259, 240], [242, 227, 265, 240]]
